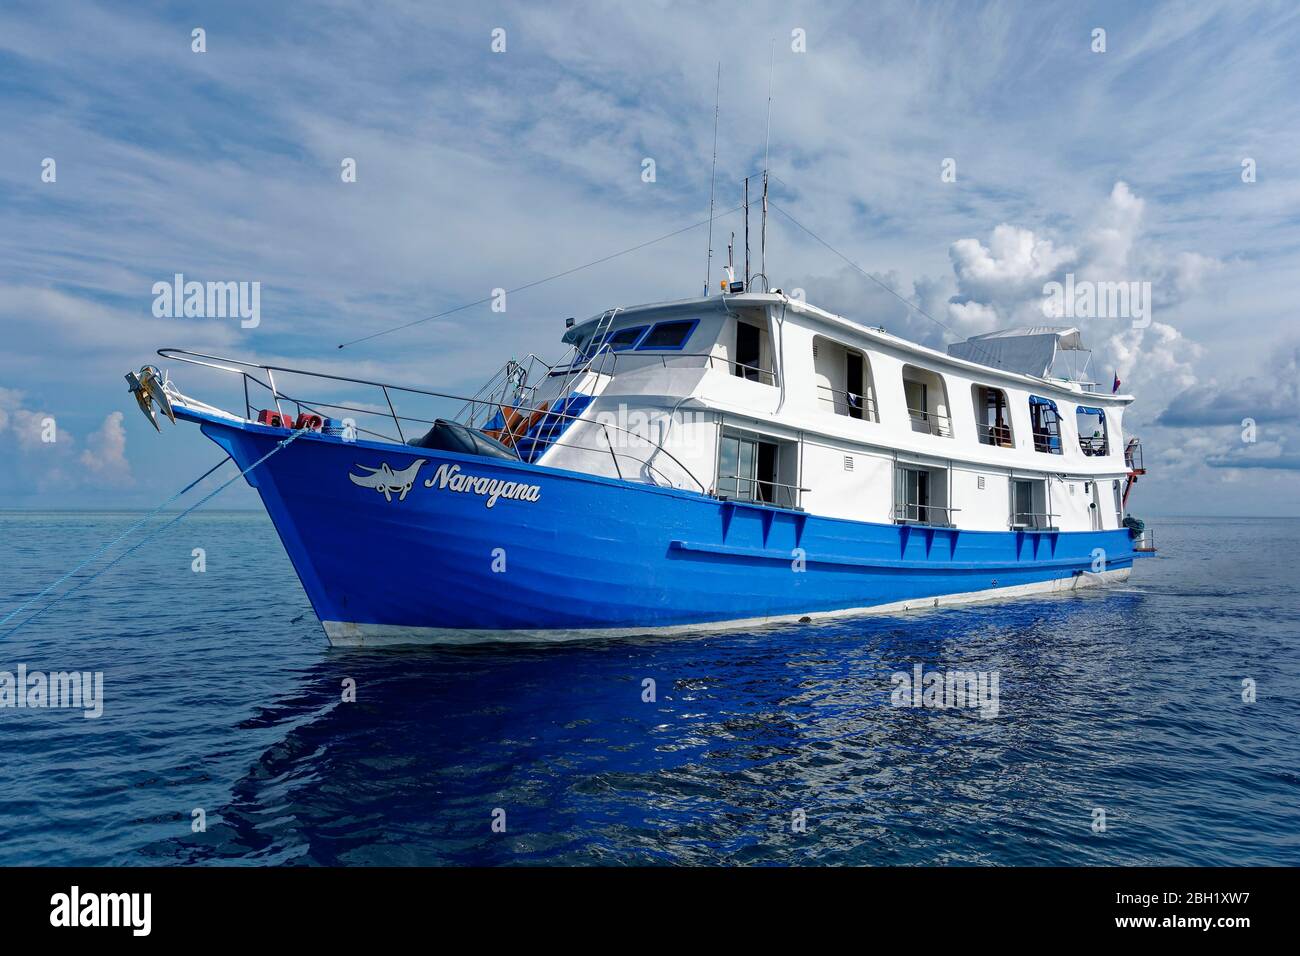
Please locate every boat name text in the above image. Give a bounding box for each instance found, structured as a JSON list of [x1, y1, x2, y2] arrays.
[[425, 463, 541, 508]]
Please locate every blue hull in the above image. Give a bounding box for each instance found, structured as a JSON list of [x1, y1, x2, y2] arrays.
[[189, 412, 1136, 641]]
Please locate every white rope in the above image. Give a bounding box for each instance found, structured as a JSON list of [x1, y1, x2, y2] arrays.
[[2, 431, 304, 639]]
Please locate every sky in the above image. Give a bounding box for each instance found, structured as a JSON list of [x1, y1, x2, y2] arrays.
[[1, 0, 1299, 515]]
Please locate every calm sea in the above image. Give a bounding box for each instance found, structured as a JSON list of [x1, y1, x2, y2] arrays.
[[0, 511, 1296, 865]]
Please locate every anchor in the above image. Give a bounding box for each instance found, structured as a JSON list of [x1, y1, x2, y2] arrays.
[[125, 365, 176, 432]]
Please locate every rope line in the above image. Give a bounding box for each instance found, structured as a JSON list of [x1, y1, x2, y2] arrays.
[[1, 436, 302, 640], [0, 454, 233, 631], [337, 203, 746, 350]]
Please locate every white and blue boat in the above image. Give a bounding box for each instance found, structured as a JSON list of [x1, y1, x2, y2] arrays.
[[133, 288, 1154, 646]]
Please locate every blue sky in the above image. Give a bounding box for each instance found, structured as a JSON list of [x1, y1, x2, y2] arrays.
[[2, 0, 1299, 514]]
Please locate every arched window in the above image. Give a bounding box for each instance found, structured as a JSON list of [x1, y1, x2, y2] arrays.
[[902, 365, 953, 437], [972, 385, 1013, 448], [1028, 396, 1062, 454], [813, 336, 877, 421], [1076, 406, 1108, 456]]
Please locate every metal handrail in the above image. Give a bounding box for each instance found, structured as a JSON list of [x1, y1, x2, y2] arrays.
[[1124, 437, 1144, 471], [1031, 429, 1063, 454], [817, 384, 878, 420], [547, 349, 779, 386], [975, 421, 1014, 447], [713, 473, 810, 510], [893, 502, 961, 527], [156, 348, 707, 493], [1078, 436, 1109, 456], [906, 406, 953, 438], [1010, 510, 1059, 531]]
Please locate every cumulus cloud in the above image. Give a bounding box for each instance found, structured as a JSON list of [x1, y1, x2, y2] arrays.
[[948, 224, 1076, 319], [797, 182, 1214, 414], [1159, 346, 1300, 427], [0, 389, 134, 495], [79, 411, 134, 486]]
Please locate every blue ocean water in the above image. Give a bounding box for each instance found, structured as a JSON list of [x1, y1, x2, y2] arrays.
[[0, 511, 1296, 866]]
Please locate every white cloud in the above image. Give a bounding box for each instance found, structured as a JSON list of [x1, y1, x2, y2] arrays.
[[79, 411, 133, 487], [949, 224, 1076, 304]]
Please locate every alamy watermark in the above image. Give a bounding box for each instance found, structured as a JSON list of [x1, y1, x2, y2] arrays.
[[0, 664, 103, 718], [891, 664, 999, 718], [1041, 273, 1150, 328], [152, 273, 260, 328], [591, 404, 711, 450]]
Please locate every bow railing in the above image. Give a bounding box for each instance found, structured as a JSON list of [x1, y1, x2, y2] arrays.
[[154, 348, 707, 494]]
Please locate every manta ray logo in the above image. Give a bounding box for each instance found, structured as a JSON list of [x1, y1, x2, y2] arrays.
[[348, 459, 426, 502]]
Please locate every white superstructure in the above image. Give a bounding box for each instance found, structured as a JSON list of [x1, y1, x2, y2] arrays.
[[506, 291, 1142, 536]]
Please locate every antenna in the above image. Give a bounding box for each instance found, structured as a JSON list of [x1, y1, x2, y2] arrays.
[[758, 170, 769, 293], [743, 176, 750, 288], [763, 38, 775, 175], [724, 231, 736, 291], [760, 39, 774, 291], [704, 63, 721, 297]]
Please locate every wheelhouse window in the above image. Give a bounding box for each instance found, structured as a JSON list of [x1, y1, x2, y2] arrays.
[[1076, 406, 1109, 456], [607, 325, 648, 351], [813, 336, 877, 421], [893, 463, 952, 526], [972, 385, 1013, 448], [731, 315, 774, 384], [636, 319, 698, 351], [1028, 396, 1063, 454], [715, 427, 800, 509], [902, 365, 953, 437], [1010, 477, 1053, 530]]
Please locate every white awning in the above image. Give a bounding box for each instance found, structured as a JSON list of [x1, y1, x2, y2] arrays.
[[946, 327, 1085, 377]]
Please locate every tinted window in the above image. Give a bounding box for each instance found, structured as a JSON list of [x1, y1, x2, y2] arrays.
[[636, 320, 696, 350], [607, 325, 648, 351]]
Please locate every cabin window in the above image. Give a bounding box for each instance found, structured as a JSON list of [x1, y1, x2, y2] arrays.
[[1010, 478, 1052, 530], [732, 317, 773, 383], [893, 463, 951, 526], [972, 385, 1013, 448], [1028, 396, 1063, 454], [1076, 406, 1108, 456], [813, 336, 877, 421], [1112, 479, 1124, 526], [636, 319, 697, 351], [716, 427, 799, 508], [902, 365, 953, 437], [607, 325, 648, 351]]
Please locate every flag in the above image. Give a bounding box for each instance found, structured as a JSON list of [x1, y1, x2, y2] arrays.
[[1112, 372, 1121, 393]]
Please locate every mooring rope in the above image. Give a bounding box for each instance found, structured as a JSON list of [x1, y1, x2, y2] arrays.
[[0, 455, 233, 631], [1, 432, 303, 639]]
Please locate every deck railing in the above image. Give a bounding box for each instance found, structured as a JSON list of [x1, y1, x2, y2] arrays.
[[893, 502, 960, 527], [1010, 511, 1059, 531], [907, 407, 954, 438], [975, 422, 1014, 448], [1031, 429, 1063, 454], [155, 348, 707, 494], [1124, 437, 1145, 472], [817, 384, 878, 421], [547, 348, 778, 387], [713, 473, 810, 511]]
